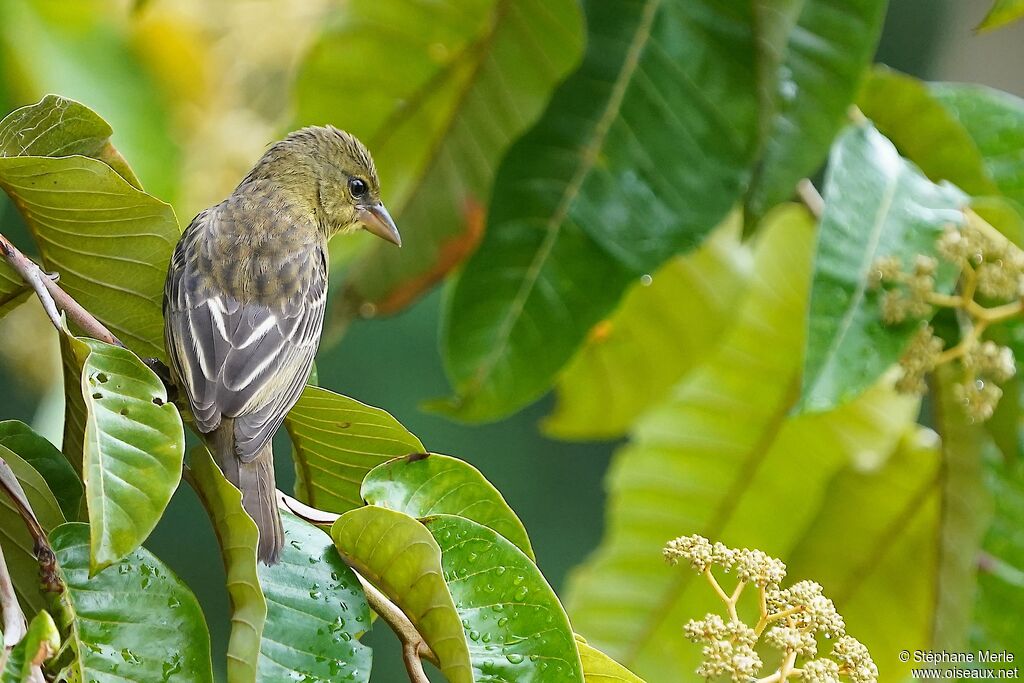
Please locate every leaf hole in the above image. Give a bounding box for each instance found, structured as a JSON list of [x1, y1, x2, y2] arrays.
[[152, 397, 164, 406], [96, 373, 109, 383], [91, 392, 102, 400], [120, 408, 129, 417]]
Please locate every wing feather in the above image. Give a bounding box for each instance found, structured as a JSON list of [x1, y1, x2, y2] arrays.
[[164, 207, 327, 462]]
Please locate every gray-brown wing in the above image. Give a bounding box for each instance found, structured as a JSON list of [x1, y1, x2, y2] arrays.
[[164, 210, 327, 462]]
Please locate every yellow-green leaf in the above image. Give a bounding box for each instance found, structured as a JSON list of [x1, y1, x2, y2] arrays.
[[565, 206, 919, 680], [285, 386, 423, 514], [331, 505, 473, 683]]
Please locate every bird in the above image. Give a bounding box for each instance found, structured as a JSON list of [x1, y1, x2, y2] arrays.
[[163, 126, 400, 564]]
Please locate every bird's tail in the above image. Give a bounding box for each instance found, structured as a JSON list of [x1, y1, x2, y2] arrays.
[[211, 420, 284, 564]]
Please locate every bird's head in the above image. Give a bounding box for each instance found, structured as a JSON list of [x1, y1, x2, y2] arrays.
[[248, 126, 401, 246]]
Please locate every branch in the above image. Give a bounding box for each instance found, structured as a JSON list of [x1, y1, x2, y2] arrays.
[[0, 232, 119, 346], [796, 179, 824, 219], [277, 491, 441, 680], [0, 232, 171, 384], [0, 457, 61, 594]]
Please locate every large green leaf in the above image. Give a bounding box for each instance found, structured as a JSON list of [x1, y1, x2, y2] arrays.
[[331, 505, 473, 683], [543, 218, 752, 441], [258, 512, 372, 682], [298, 0, 584, 316], [284, 386, 423, 514], [798, 124, 965, 413], [931, 84, 1024, 209], [424, 514, 583, 682], [191, 448, 374, 683], [362, 452, 533, 559], [0, 445, 64, 613], [745, 0, 888, 219], [564, 207, 919, 680], [48, 522, 213, 683], [0, 93, 142, 317], [0, 610, 59, 682], [857, 66, 999, 197], [67, 337, 184, 574], [977, 0, 1024, 31], [188, 448, 263, 683], [438, 0, 761, 422], [0, 421, 81, 520], [0, 95, 179, 360]]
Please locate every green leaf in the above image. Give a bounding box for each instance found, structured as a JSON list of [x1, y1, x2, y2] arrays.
[[298, 0, 584, 316], [799, 124, 965, 413], [564, 206, 919, 679], [931, 84, 1024, 209], [331, 505, 472, 683], [0, 610, 59, 683], [577, 640, 646, 683], [543, 217, 752, 441], [424, 514, 583, 682], [258, 512, 372, 683], [363, 453, 533, 560], [0, 93, 145, 317], [0, 95, 180, 360], [62, 337, 184, 574], [745, 0, 888, 219], [0, 445, 64, 613], [191, 448, 373, 683], [977, 0, 1024, 31], [285, 386, 424, 514], [438, 0, 761, 422], [0, 421, 81, 520], [0, 94, 140, 186], [857, 66, 999, 197], [188, 448, 264, 683], [48, 522, 213, 683]]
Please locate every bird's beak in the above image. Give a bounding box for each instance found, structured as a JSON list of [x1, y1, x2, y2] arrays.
[[357, 203, 402, 247]]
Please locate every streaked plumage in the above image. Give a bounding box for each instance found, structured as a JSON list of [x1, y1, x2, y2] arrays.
[[164, 127, 400, 563]]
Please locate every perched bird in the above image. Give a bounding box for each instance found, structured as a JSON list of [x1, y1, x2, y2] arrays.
[[163, 127, 400, 563]]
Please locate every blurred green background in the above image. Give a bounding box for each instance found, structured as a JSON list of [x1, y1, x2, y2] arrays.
[[0, 0, 1021, 680]]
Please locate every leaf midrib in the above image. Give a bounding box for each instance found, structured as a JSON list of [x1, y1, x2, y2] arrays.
[[466, 0, 664, 396], [805, 133, 902, 402]]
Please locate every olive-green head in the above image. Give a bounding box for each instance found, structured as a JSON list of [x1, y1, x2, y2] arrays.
[[246, 125, 401, 246]]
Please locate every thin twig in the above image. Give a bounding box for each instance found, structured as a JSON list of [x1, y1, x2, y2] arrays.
[[796, 179, 824, 219], [276, 490, 339, 525], [0, 457, 61, 594], [401, 640, 431, 683], [351, 570, 440, 668], [0, 232, 120, 346]]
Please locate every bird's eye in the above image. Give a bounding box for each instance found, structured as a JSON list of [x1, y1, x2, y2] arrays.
[[348, 177, 369, 199]]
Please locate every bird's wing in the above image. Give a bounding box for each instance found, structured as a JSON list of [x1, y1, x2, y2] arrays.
[[164, 209, 327, 463]]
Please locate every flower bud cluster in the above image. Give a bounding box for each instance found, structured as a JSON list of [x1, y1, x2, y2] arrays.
[[666, 535, 877, 683], [684, 615, 762, 682], [875, 219, 1021, 422]]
